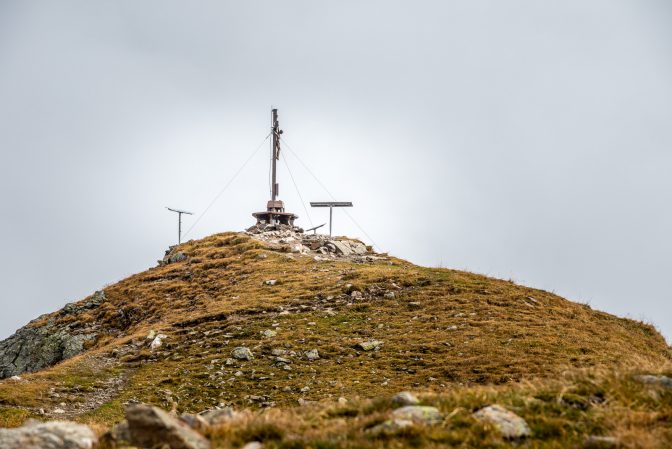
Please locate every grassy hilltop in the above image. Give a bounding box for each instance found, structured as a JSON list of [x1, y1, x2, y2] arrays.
[[0, 232, 670, 448]]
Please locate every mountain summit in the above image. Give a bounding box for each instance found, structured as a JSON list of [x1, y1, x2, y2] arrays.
[[0, 229, 670, 448]]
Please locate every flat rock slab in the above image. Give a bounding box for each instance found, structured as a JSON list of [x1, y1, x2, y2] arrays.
[[0, 420, 97, 449], [473, 405, 531, 439]]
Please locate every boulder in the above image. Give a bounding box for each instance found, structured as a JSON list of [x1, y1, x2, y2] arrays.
[[473, 405, 530, 439], [125, 404, 210, 449], [391, 406, 442, 424], [0, 420, 97, 449], [327, 240, 352, 256]]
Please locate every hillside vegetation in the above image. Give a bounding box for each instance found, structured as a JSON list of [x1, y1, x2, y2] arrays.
[[0, 232, 669, 447]]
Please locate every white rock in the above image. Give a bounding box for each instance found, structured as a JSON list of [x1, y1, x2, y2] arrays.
[[232, 347, 254, 360], [0, 421, 97, 449], [304, 349, 320, 361], [150, 334, 167, 350], [473, 405, 531, 439]]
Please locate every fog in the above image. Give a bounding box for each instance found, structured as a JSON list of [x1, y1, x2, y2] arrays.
[[1, 1, 671, 340]]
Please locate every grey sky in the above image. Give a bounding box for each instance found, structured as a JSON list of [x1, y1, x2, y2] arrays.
[[1, 1, 671, 340]]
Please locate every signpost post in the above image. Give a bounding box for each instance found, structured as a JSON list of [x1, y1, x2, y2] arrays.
[[166, 207, 194, 244], [310, 202, 353, 236]]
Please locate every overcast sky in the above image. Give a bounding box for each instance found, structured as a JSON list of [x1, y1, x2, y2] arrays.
[[1, 1, 671, 341]]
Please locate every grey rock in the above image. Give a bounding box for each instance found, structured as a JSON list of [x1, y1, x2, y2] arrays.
[[368, 418, 414, 436], [232, 347, 253, 360], [0, 420, 97, 449], [264, 279, 278, 286], [328, 240, 352, 256], [356, 340, 382, 351], [126, 404, 210, 449], [261, 330, 277, 338], [198, 407, 238, 426], [304, 349, 320, 361], [349, 242, 368, 255], [101, 420, 131, 447], [473, 405, 530, 439], [163, 250, 188, 265], [634, 374, 672, 388], [392, 391, 420, 406], [391, 406, 442, 424], [0, 318, 97, 379]]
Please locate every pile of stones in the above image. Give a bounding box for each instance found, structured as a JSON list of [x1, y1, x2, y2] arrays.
[[248, 228, 371, 258]]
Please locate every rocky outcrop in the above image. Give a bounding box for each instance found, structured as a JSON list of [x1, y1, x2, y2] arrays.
[[0, 291, 104, 379], [0, 420, 97, 449], [248, 228, 374, 259]]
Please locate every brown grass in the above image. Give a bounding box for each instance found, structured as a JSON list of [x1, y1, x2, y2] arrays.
[[0, 231, 669, 447]]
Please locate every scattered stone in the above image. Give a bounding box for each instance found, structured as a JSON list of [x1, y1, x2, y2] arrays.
[[146, 330, 157, 340], [408, 302, 422, 309], [338, 397, 348, 405], [384, 291, 396, 299], [356, 340, 382, 351], [634, 374, 672, 388], [9, 375, 22, 381], [150, 334, 167, 350], [473, 405, 530, 439], [447, 325, 458, 331], [261, 330, 277, 338], [264, 280, 278, 286], [271, 348, 287, 356], [584, 435, 619, 448], [392, 391, 420, 406], [304, 349, 320, 361], [53, 408, 66, 414], [126, 404, 211, 449], [0, 420, 97, 449], [232, 347, 254, 360]]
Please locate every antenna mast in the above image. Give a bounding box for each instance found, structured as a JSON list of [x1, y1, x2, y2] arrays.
[[271, 108, 282, 201]]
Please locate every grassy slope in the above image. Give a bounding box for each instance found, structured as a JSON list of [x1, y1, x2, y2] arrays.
[[0, 232, 670, 447]]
